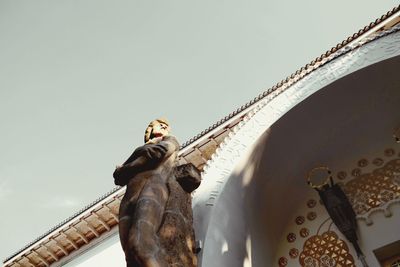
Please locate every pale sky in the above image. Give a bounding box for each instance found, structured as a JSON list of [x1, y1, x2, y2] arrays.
[[1, 0, 398, 261]]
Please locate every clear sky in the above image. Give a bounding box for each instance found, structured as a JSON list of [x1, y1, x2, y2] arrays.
[[1, 0, 398, 261]]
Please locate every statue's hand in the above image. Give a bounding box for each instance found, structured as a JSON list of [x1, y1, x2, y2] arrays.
[[143, 144, 168, 161]]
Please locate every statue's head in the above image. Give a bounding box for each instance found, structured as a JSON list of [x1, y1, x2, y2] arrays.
[[144, 118, 171, 143]]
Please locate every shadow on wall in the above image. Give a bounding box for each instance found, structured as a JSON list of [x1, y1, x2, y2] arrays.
[[199, 128, 283, 267]]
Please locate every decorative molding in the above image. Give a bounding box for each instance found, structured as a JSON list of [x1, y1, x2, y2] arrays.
[[344, 157, 400, 224], [299, 231, 355, 267]]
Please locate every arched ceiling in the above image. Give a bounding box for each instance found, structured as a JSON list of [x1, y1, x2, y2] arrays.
[[246, 54, 400, 265]]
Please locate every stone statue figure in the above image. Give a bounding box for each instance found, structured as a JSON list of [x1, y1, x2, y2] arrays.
[[113, 118, 200, 267]]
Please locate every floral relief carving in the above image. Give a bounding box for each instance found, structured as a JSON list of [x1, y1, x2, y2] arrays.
[[320, 254, 336, 267], [281, 152, 400, 266], [299, 231, 355, 267], [343, 158, 400, 216], [304, 256, 319, 267]]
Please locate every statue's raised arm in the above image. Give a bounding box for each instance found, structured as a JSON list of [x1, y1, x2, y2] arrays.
[[113, 134, 179, 186]]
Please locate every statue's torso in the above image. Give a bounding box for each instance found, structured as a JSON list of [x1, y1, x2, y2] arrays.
[[121, 148, 178, 214]]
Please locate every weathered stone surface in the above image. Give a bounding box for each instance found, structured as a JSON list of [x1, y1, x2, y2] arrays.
[[114, 119, 200, 267], [175, 163, 201, 193], [158, 174, 198, 267]]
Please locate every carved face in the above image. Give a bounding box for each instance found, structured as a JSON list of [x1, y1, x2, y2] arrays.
[[144, 118, 171, 143], [151, 121, 170, 139]]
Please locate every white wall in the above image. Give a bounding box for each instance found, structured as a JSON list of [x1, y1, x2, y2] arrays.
[[62, 233, 125, 267]]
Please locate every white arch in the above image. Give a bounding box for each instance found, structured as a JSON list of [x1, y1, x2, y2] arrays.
[[192, 29, 400, 267]]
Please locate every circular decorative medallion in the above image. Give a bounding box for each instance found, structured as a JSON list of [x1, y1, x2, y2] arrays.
[[295, 216, 305, 225], [385, 148, 395, 157], [380, 190, 395, 202], [289, 248, 299, 259], [358, 159, 368, 167], [278, 256, 288, 266], [287, 233, 296, 243], [337, 171, 347, 180], [320, 254, 336, 267], [303, 256, 319, 267], [307, 211, 317, 221], [300, 227, 310, 238], [307, 199, 317, 208], [307, 166, 332, 189], [351, 168, 361, 177], [373, 158, 384, 166]]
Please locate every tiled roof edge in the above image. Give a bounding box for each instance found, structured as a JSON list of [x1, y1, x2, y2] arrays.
[[3, 186, 121, 262], [180, 4, 400, 149]]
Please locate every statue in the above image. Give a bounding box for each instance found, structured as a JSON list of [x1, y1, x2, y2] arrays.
[[113, 118, 200, 267]]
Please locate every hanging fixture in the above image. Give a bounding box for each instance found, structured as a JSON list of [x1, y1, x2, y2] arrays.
[[307, 166, 369, 267]]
